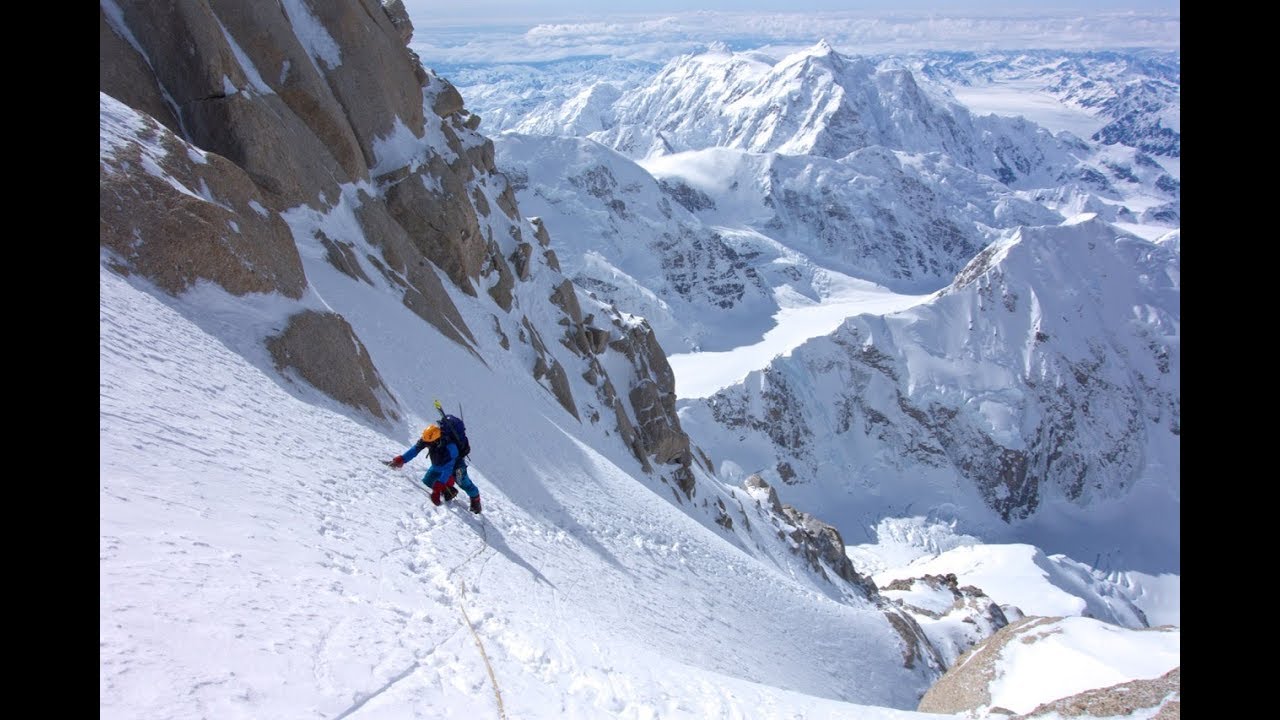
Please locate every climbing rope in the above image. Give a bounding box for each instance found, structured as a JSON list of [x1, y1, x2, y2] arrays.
[[445, 518, 506, 720], [394, 467, 506, 718]]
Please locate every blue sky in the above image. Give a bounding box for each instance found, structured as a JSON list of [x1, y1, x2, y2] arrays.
[[403, 3, 1180, 65], [404, 1, 1181, 25]]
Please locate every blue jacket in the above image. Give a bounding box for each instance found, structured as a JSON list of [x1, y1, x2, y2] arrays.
[[401, 438, 463, 486]]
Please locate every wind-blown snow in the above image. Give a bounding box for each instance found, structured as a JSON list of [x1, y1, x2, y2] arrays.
[[100, 93, 205, 203]]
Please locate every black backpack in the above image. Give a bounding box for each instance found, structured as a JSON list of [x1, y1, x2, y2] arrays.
[[440, 414, 471, 458]]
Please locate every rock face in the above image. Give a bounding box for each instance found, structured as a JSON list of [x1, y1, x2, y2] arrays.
[[100, 95, 306, 300], [880, 572, 1010, 668], [266, 310, 399, 422], [100, 0, 702, 479], [742, 475, 879, 597]]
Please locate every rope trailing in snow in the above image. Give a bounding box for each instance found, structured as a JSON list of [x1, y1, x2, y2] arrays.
[[454, 544, 506, 719], [398, 469, 506, 718], [445, 512, 506, 720]]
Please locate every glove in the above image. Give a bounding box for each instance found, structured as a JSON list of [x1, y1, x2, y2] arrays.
[[386, 456, 404, 469]]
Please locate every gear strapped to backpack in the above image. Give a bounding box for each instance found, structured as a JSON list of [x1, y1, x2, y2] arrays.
[[439, 414, 470, 458]]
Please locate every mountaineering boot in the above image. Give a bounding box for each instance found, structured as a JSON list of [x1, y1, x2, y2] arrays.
[[470, 496, 482, 514]]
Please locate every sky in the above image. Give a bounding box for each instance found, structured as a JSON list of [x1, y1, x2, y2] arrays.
[[402, 3, 1180, 64], [403, 1, 1181, 24]]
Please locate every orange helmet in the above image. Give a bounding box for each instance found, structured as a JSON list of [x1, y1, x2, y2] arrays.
[[422, 424, 441, 442]]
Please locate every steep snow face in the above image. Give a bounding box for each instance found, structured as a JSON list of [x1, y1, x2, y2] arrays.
[[100, 266, 949, 719], [679, 216, 1179, 574], [105, 0, 937, 615], [103, 2, 971, 713]]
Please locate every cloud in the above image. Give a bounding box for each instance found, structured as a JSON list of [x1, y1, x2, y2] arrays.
[[407, 10, 1180, 65]]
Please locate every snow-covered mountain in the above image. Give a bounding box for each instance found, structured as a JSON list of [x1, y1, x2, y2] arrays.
[[494, 131, 1066, 355], [679, 216, 1179, 574], [586, 42, 1077, 187], [442, 46, 1179, 163], [447, 43, 1179, 233], [642, 144, 1063, 291], [429, 57, 659, 137], [465, 40, 1180, 564], [491, 133, 780, 354]]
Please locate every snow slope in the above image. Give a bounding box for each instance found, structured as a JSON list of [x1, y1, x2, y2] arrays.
[[101, 264, 946, 718]]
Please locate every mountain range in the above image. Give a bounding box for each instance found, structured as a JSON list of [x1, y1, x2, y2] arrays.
[[465, 40, 1180, 572]]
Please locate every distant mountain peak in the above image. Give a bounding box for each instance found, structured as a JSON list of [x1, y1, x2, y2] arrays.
[[704, 40, 733, 56], [780, 38, 849, 71]]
